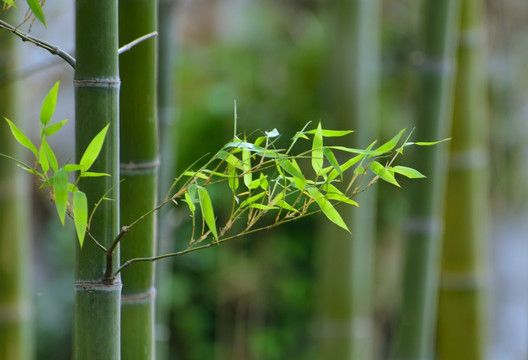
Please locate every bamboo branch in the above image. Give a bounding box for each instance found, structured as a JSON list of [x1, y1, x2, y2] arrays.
[[118, 31, 158, 55], [0, 19, 76, 68]]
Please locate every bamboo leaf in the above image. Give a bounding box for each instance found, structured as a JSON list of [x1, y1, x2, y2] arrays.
[[327, 146, 381, 156], [250, 204, 277, 210], [328, 154, 363, 181], [73, 190, 88, 248], [26, 0, 46, 26], [322, 183, 359, 206], [306, 187, 349, 232], [41, 137, 58, 172], [278, 157, 305, 180], [79, 123, 109, 171], [228, 163, 239, 191], [242, 146, 252, 188], [184, 191, 196, 213], [184, 171, 209, 180], [407, 138, 451, 146], [312, 122, 324, 175], [265, 128, 280, 138], [305, 129, 354, 137], [197, 186, 218, 240], [4, 117, 38, 157], [52, 168, 69, 225], [80, 171, 110, 178], [217, 150, 244, 170], [64, 164, 83, 172], [391, 166, 426, 179], [259, 173, 268, 190], [240, 191, 266, 208], [374, 129, 406, 154], [224, 141, 280, 158], [40, 81, 59, 127], [44, 119, 69, 136], [38, 143, 49, 173], [323, 147, 341, 178], [3, 0, 16, 7], [370, 161, 400, 187]]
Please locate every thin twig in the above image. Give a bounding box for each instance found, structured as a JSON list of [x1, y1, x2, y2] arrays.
[[0, 19, 76, 68], [118, 31, 158, 55]]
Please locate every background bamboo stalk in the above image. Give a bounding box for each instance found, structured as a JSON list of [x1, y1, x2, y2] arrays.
[[393, 1, 460, 359], [119, 0, 159, 359], [315, 0, 379, 359], [156, 0, 178, 358], [436, 0, 489, 358], [0, 9, 33, 360], [74, 0, 121, 359]]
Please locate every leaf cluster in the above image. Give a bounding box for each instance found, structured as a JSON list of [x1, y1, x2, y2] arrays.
[[2, 81, 109, 248]]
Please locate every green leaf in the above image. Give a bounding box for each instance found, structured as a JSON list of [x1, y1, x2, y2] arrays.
[[327, 146, 381, 156], [40, 81, 59, 127], [250, 204, 277, 211], [322, 183, 359, 206], [64, 164, 83, 172], [38, 142, 49, 173], [73, 190, 88, 248], [370, 161, 400, 187], [217, 150, 244, 170], [374, 129, 405, 154], [240, 191, 266, 208], [258, 173, 268, 190], [391, 166, 426, 179], [52, 168, 69, 225], [305, 129, 354, 137], [312, 122, 324, 175], [41, 137, 58, 172], [323, 147, 341, 178], [79, 124, 109, 171], [80, 171, 110, 178], [328, 154, 363, 181], [242, 146, 252, 188], [184, 191, 196, 213], [197, 186, 218, 240], [224, 141, 280, 158], [278, 157, 304, 180], [306, 187, 349, 232], [184, 171, 208, 180], [44, 119, 69, 136], [407, 138, 451, 146], [26, 0, 46, 26], [4, 117, 38, 157], [228, 163, 239, 191], [3, 0, 16, 8]]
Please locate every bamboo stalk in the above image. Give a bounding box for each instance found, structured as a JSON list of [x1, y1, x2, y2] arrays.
[[393, 1, 461, 359], [316, 1, 379, 359], [156, 0, 178, 358], [0, 10, 33, 360], [436, 0, 488, 358], [74, 1, 121, 359], [118, 0, 159, 359]]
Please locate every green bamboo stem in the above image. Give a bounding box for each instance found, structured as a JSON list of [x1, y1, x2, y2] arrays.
[[156, 0, 178, 358], [437, 0, 488, 358], [0, 11, 33, 360], [74, 1, 121, 359], [118, 0, 159, 359], [316, 1, 379, 359], [393, 1, 461, 359]]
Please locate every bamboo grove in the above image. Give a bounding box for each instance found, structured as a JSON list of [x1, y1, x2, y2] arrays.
[[0, 0, 493, 359]]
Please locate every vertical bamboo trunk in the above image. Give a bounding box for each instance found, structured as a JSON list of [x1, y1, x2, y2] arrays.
[[316, 0, 379, 359], [74, 1, 121, 359], [0, 11, 32, 360], [156, 0, 177, 358], [436, 0, 488, 358], [119, 1, 159, 359], [393, 1, 460, 359]]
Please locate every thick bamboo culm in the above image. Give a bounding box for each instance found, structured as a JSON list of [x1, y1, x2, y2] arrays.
[[393, 1, 460, 359], [119, 0, 159, 359], [437, 0, 489, 358], [0, 10, 33, 360], [74, 1, 122, 359], [316, 0, 379, 359]]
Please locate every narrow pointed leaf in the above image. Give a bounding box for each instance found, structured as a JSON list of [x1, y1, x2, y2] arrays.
[[197, 186, 218, 240], [38, 144, 49, 173], [228, 163, 239, 191], [312, 122, 324, 175], [323, 147, 341, 178], [242, 146, 252, 188], [80, 171, 110, 178], [306, 187, 349, 232], [250, 204, 277, 210], [370, 161, 400, 187], [52, 168, 69, 224], [73, 190, 88, 248], [26, 0, 46, 26], [4, 117, 38, 157], [217, 150, 244, 170], [79, 123, 109, 171], [184, 191, 196, 213], [305, 129, 354, 137], [240, 191, 266, 208], [322, 183, 359, 206], [44, 119, 69, 136], [41, 137, 58, 171], [374, 129, 406, 154], [328, 154, 363, 181], [391, 166, 426, 179], [40, 81, 59, 126]]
